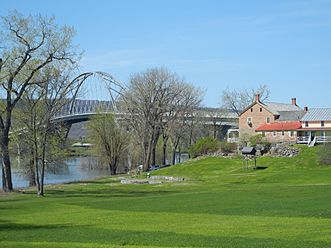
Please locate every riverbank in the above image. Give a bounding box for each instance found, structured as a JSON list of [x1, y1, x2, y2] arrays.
[[1, 146, 331, 247]]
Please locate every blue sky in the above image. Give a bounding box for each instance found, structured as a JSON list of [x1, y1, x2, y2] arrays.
[[1, 0, 331, 107]]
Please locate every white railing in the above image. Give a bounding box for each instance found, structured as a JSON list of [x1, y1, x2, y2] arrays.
[[297, 136, 331, 144]]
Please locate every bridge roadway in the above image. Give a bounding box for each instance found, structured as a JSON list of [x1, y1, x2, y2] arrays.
[[52, 99, 238, 126]]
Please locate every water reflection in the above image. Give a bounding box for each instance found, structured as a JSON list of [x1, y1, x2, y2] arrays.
[[1, 153, 189, 189], [0, 156, 109, 188]]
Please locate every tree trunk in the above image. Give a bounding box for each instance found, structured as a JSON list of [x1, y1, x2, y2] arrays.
[[172, 147, 176, 165], [172, 137, 180, 165], [144, 138, 153, 171], [111, 164, 117, 175], [111, 155, 118, 175], [213, 123, 217, 139], [32, 119, 41, 193], [1, 131, 13, 192], [151, 128, 160, 166], [38, 118, 50, 197], [178, 145, 181, 164], [151, 144, 156, 166], [162, 136, 169, 166], [28, 158, 36, 187]]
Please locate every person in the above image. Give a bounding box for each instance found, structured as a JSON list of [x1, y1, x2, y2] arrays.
[[146, 172, 151, 178]]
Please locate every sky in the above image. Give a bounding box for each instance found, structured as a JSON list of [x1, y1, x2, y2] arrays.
[[1, 0, 331, 108]]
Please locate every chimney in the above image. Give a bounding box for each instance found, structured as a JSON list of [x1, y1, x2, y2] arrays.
[[291, 98, 297, 105], [304, 106, 308, 112], [255, 94, 260, 102]]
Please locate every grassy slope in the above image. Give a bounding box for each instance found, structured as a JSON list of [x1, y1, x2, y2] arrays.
[[0, 146, 331, 247]]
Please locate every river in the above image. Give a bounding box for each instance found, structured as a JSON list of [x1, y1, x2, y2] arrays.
[[0, 152, 189, 189], [0, 156, 109, 188]]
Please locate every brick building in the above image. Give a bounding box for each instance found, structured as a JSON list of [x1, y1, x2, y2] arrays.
[[238, 94, 304, 143]]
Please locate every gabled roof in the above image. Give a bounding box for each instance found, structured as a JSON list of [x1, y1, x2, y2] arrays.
[[239, 100, 304, 120], [239, 101, 274, 117], [277, 111, 305, 121], [263, 102, 303, 115], [301, 108, 331, 121], [256, 121, 302, 131]]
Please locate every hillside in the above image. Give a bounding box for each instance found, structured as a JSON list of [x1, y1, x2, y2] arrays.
[[0, 146, 330, 247]]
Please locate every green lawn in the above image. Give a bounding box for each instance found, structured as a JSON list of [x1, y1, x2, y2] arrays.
[[1, 146, 331, 247]]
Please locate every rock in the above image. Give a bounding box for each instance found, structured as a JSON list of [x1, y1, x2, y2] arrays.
[[268, 145, 299, 157], [120, 179, 149, 184], [150, 176, 184, 181]]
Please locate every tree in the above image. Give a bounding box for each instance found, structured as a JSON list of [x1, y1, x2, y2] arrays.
[[88, 113, 128, 175], [122, 68, 202, 170], [221, 85, 270, 115], [188, 137, 219, 158], [0, 11, 79, 191], [13, 65, 79, 196], [122, 68, 181, 171]]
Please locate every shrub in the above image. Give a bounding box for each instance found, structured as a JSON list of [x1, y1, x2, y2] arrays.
[[318, 143, 331, 165], [239, 133, 250, 147], [249, 134, 265, 147], [188, 137, 219, 158], [248, 134, 272, 154], [219, 141, 237, 153]]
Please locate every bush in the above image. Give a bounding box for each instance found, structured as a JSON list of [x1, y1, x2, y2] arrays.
[[248, 134, 271, 154], [239, 133, 250, 147], [219, 141, 237, 153], [318, 143, 331, 165], [249, 134, 265, 147], [188, 137, 219, 158]]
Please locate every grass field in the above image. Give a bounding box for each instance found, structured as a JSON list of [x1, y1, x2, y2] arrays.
[[1, 146, 331, 247]]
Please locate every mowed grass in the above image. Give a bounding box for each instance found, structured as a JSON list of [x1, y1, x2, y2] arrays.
[[1, 146, 331, 247]]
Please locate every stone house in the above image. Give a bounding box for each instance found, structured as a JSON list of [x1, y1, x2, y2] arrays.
[[238, 94, 304, 143]]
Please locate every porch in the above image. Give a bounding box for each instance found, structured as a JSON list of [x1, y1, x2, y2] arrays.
[[297, 130, 331, 144]]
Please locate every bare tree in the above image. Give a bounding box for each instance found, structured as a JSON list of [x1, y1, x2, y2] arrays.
[[0, 12, 79, 191], [161, 84, 202, 165], [87, 113, 128, 175], [122, 68, 202, 171], [221, 85, 270, 115]]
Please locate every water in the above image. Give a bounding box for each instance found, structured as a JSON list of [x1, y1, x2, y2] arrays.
[[1, 153, 190, 189], [1, 156, 109, 188]]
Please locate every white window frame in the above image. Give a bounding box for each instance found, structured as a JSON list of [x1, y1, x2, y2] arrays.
[[266, 117, 270, 123], [272, 131, 277, 137]]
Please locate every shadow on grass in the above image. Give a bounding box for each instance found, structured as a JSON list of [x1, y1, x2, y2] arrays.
[[1, 222, 329, 248], [0, 220, 84, 231], [22, 187, 177, 199]]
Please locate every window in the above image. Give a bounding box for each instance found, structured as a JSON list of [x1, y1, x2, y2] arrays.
[[305, 121, 309, 127], [281, 131, 285, 136], [289, 131, 294, 137], [247, 117, 253, 127], [266, 117, 270, 123], [260, 108, 262, 112], [250, 108, 253, 112], [321, 121, 325, 127], [273, 131, 277, 137]]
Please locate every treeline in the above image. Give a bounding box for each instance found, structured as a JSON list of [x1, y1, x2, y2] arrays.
[[0, 12, 205, 195]]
